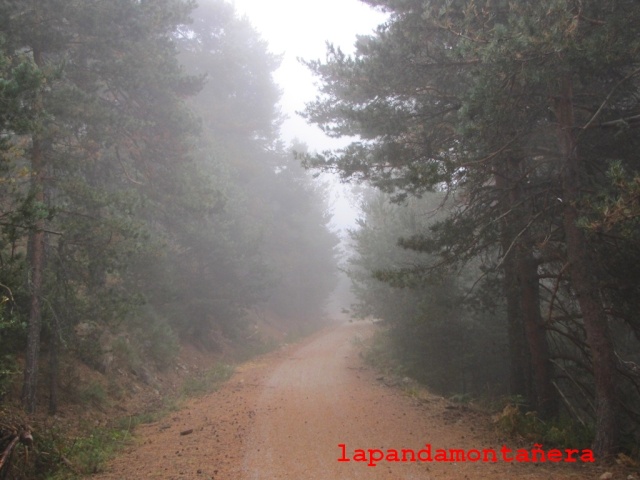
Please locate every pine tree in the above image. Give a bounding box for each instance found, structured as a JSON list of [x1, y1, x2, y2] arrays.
[[303, 0, 640, 455], [0, 0, 201, 413]]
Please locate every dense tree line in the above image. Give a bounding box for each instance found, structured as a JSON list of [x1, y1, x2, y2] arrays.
[[347, 190, 508, 395], [304, 0, 640, 456], [0, 0, 337, 414]]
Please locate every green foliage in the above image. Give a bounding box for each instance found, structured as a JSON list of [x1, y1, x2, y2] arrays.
[[170, 1, 339, 336], [180, 0, 282, 143], [3, 421, 132, 479], [0, 0, 339, 414], [0, 34, 43, 137], [581, 162, 640, 236], [25, 399, 185, 479], [110, 336, 142, 372], [361, 328, 406, 378], [0, 354, 18, 400], [0, 237, 29, 373], [128, 308, 180, 371], [78, 382, 108, 409], [347, 191, 509, 396], [0, 296, 26, 343], [68, 429, 130, 475], [182, 363, 235, 397], [261, 152, 340, 324], [47, 425, 133, 477], [304, 0, 640, 452], [495, 404, 593, 450]]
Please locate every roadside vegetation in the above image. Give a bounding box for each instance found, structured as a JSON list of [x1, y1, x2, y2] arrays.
[[0, 0, 338, 478], [4, 0, 640, 475], [304, 0, 640, 459]]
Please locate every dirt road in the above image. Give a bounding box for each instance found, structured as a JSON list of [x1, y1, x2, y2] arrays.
[[92, 322, 606, 479]]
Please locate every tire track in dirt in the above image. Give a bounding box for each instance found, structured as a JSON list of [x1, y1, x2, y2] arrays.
[[240, 322, 594, 480], [91, 321, 604, 479], [242, 321, 434, 479]]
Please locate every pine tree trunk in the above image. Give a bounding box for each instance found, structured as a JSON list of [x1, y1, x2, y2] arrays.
[[503, 249, 532, 400], [555, 76, 619, 457], [22, 140, 45, 414], [496, 157, 556, 417], [517, 243, 556, 418], [21, 46, 45, 414], [48, 241, 65, 415], [496, 166, 532, 403], [48, 312, 59, 415]]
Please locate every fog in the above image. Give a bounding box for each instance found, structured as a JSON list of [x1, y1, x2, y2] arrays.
[[2, 1, 638, 474], [1, 0, 352, 421], [231, 0, 388, 151]]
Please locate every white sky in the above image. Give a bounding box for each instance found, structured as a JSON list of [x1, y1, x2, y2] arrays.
[[230, 0, 387, 152], [229, 0, 387, 232]]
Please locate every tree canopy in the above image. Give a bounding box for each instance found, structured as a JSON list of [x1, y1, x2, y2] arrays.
[[0, 0, 338, 419], [303, 0, 640, 456]]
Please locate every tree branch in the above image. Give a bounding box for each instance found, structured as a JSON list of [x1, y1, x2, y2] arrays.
[[580, 66, 640, 132]]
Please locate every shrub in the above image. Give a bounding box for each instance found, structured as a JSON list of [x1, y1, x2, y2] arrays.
[[182, 363, 234, 396]]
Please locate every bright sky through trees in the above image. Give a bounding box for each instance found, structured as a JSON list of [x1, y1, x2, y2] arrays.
[[229, 0, 387, 232], [230, 0, 387, 151]]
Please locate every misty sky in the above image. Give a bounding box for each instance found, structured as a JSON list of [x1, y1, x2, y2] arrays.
[[228, 0, 387, 231], [230, 0, 387, 152]]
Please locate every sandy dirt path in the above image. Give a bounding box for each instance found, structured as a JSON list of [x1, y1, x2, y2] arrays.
[[91, 322, 609, 480]]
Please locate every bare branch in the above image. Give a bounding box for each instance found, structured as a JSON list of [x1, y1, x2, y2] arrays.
[[580, 66, 640, 132]]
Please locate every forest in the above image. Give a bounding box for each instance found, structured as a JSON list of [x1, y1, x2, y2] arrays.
[[0, 0, 339, 473], [1, 0, 640, 476], [303, 0, 640, 458]]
